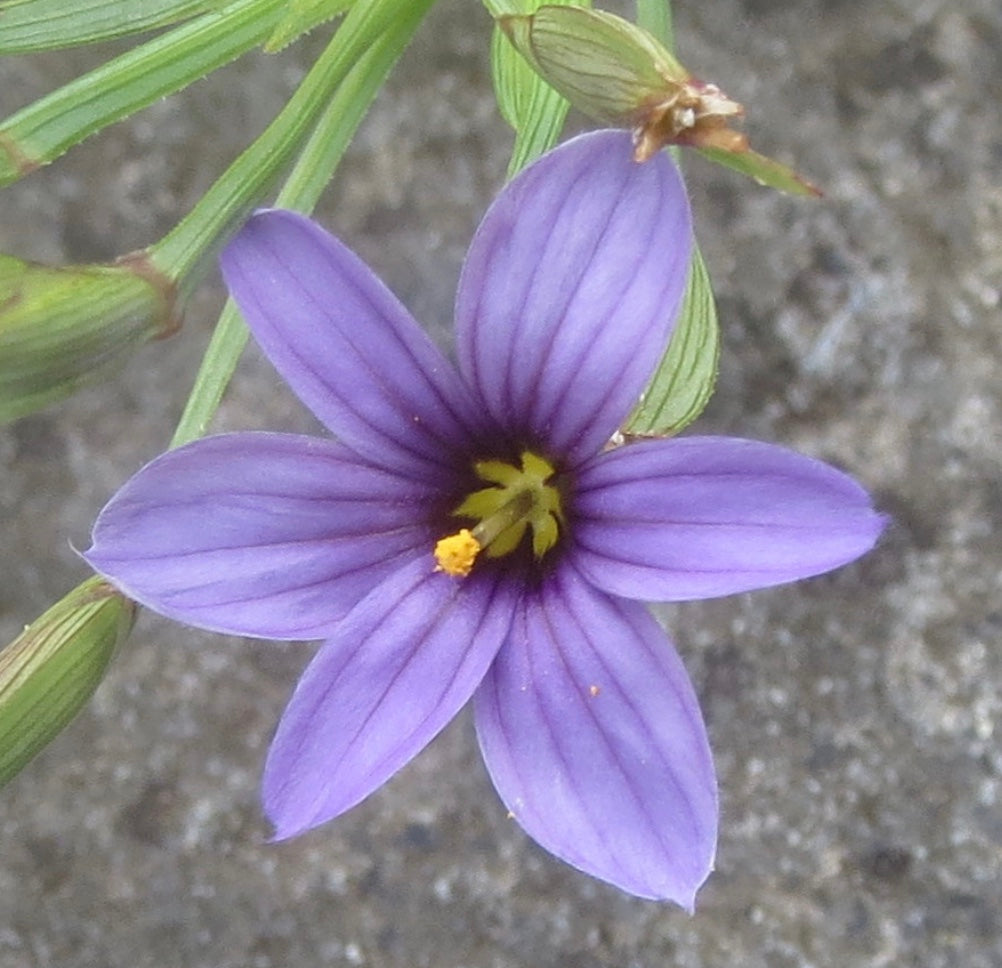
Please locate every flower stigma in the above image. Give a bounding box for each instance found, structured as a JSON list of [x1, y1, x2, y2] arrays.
[[433, 451, 565, 577]]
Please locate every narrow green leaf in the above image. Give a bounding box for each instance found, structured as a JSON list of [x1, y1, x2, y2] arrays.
[[171, 0, 436, 447], [698, 145, 822, 197], [264, 0, 355, 52], [0, 0, 223, 53], [0, 0, 286, 189], [625, 248, 720, 437], [151, 0, 437, 288], [0, 577, 135, 788]]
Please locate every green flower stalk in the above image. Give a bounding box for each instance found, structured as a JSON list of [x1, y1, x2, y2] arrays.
[[0, 577, 136, 788], [0, 251, 179, 423]]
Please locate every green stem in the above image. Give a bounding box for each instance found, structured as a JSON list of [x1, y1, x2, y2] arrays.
[[636, 0, 673, 51], [149, 0, 425, 296], [168, 0, 437, 448], [0, 0, 286, 188]]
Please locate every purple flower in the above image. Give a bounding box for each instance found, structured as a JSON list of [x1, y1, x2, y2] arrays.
[[86, 131, 884, 906]]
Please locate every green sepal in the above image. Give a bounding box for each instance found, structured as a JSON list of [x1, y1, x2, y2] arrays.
[[263, 0, 355, 53], [0, 251, 178, 423], [0, 0, 222, 53], [0, 577, 136, 789], [626, 248, 720, 437]]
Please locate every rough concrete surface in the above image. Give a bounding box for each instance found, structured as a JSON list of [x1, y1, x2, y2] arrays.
[[1, 1, 999, 966]]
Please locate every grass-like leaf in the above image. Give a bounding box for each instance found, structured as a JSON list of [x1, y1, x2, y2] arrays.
[[0, 0, 222, 53], [171, 0, 436, 445], [0, 0, 285, 188], [264, 0, 355, 52]]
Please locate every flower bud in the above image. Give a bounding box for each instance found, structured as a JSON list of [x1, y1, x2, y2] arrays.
[[0, 250, 180, 423], [499, 6, 819, 193], [500, 6, 744, 161], [0, 577, 135, 787]]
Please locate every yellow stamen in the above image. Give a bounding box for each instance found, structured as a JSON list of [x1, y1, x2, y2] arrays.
[[433, 451, 565, 577], [434, 529, 481, 577]]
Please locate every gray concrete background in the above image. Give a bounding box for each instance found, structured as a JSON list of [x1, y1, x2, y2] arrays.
[[1, 1, 1000, 965]]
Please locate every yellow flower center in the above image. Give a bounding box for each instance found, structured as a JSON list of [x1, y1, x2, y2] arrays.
[[433, 451, 565, 577]]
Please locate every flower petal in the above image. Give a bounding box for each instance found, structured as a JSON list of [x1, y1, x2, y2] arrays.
[[455, 130, 692, 465], [263, 557, 518, 838], [574, 436, 887, 601], [220, 209, 480, 480], [85, 433, 438, 640], [475, 566, 716, 906]]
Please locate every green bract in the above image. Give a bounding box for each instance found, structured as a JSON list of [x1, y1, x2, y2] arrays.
[[626, 250, 719, 437]]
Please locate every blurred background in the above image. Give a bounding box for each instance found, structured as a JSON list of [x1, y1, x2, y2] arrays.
[[1, 1, 1000, 965]]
